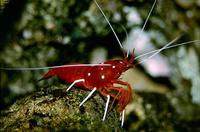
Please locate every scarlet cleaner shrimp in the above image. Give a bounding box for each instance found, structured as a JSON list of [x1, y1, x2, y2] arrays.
[[1, 0, 200, 128]]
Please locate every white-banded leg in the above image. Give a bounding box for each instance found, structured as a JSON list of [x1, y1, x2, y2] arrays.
[[120, 110, 125, 127], [79, 88, 97, 107], [102, 95, 110, 121], [66, 79, 85, 92]]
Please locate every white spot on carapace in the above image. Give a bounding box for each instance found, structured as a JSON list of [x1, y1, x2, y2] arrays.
[[101, 75, 105, 79], [112, 66, 115, 69], [101, 68, 104, 70], [120, 61, 123, 64], [87, 73, 91, 76]]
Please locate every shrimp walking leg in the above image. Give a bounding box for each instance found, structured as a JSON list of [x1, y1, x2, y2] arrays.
[[66, 79, 85, 92], [79, 88, 97, 107], [102, 86, 125, 126], [102, 95, 110, 121], [120, 110, 125, 127], [106, 87, 123, 109], [99, 87, 122, 121], [107, 80, 132, 115], [113, 80, 132, 90], [99, 87, 123, 109]]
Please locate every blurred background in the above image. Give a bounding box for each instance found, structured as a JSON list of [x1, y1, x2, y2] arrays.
[[0, 0, 200, 131]]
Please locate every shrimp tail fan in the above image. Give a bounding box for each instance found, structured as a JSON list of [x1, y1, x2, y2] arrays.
[[38, 69, 55, 81]]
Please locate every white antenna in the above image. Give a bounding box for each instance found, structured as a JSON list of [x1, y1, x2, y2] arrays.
[[135, 40, 200, 61], [94, 0, 124, 49], [137, 35, 180, 65], [126, 0, 157, 56], [0, 64, 111, 71], [136, 0, 157, 42]]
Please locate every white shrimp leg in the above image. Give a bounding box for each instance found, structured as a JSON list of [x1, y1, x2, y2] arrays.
[[121, 110, 125, 127], [102, 95, 110, 121], [66, 79, 85, 92], [79, 88, 97, 107], [79, 90, 110, 121]]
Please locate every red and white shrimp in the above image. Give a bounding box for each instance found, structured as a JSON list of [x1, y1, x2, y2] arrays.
[[40, 50, 134, 117], [1, 0, 200, 128]]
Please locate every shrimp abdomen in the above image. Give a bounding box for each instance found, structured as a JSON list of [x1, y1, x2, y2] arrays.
[[41, 66, 89, 84]]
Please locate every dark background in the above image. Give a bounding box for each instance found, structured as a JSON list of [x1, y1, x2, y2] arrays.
[[0, 0, 200, 131]]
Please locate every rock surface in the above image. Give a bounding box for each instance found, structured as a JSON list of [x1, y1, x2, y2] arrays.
[[0, 84, 122, 131]]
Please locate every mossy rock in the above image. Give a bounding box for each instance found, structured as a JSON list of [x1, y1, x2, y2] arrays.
[[0, 84, 123, 131]]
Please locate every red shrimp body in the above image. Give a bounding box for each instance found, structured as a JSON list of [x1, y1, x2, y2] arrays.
[[41, 53, 134, 112], [84, 57, 134, 112], [41, 65, 90, 88]]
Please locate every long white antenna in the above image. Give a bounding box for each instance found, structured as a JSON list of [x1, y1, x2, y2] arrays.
[[128, 0, 157, 56], [136, 0, 157, 41], [137, 35, 180, 65], [0, 64, 111, 71], [126, 0, 157, 56], [120, 24, 130, 57], [94, 0, 124, 49], [135, 40, 200, 61]]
